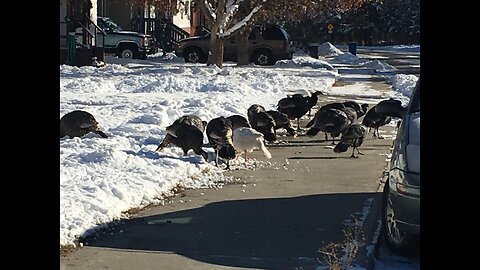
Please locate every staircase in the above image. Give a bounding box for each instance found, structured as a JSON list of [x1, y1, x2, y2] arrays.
[[131, 17, 190, 53], [60, 16, 106, 67]]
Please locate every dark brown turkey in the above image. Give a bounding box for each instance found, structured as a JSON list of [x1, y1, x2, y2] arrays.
[[60, 110, 108, 139], [156, 115, 208, 161]]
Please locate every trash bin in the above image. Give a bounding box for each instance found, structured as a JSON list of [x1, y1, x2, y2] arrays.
[[347, 42, 357, 55], [308, 45, 319, 59]]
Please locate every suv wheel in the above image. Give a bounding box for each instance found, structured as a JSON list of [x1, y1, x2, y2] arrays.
[[184, 48, 204, 63], [252, 50, 275, 66], [381, 183, 416, 255]]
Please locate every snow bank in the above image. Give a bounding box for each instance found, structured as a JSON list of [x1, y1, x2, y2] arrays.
[[334, 52, 360, 63], [318, 42, 344, 56], [361, 60, 397, 72], [60, 56, 338, 246], [388, 74, 419, 98]]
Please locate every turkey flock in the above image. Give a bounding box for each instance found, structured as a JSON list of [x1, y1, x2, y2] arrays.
[[60, 92, 405, 169]]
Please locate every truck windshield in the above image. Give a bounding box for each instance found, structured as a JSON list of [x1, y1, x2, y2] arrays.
[[98, 18, 122, 32]]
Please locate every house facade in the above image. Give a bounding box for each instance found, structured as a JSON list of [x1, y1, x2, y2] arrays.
[[60, 0, 105, 66]]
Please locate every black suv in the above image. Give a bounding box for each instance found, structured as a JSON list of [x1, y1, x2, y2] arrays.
[[175, 25, 293, 65]]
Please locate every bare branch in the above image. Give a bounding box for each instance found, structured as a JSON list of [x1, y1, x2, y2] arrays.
[[219, 3, 265, 38], [204, 0, 217, 20]]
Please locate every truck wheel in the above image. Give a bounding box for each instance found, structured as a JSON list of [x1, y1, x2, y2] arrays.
[[117, 45, 138, 59]]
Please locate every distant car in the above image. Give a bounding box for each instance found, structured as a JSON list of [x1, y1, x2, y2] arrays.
[[97, 17, 157, 59], [381, 79, 420, 254], [175, 25, 293, 65]]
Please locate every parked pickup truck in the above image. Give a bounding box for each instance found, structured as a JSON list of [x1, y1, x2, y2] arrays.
[[97, 17, 157, 59]]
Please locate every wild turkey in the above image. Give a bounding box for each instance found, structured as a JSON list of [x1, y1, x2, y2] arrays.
[[206, 117, 236, 169], [247, 105, 277, 142], [375, 98, 406, 119], [317, 102, 346, 113], [306, 102, 345, 129], [343, 101, 370, 118], [266, 110, 297, 137], [291, 89, 322, 117], [333, 124, 367, 158], [362, 105, 392, 139], [375, 98, 406, 131], [306, 108, 350, 144], [306, 102, 355, 142], [226, 115, 251, 130], [156, 115, 208, 161], [277, 91, 323, 131], [247, 104, 266, 121], [162, 115, 207, 135], [60, 110, 108, 138], [232, 127, 272, 167], [341, 106, 358, 124]]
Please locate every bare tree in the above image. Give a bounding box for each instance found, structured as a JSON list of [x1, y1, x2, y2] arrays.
[[196, 0, 269, 67]]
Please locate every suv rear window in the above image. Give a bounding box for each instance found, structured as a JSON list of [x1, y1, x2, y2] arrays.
[[260, 27, 286, 40]]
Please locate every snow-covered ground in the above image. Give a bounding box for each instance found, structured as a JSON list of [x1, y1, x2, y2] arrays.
[[60, 46, 418, 248], [334, 44, 420, 53]]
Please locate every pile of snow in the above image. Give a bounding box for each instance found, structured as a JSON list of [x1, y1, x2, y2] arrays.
[[277, 55, 336, 71], [60, 56, 339, 247], [318, 42, 344, 56], [361, 60, 397, 72], [334, 52, 360, 63], [388, 74, 418, 98]]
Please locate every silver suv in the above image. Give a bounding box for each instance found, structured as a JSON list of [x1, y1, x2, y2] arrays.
[[97, 17, 157, 59], [175, 25, 293, 65], [380, 79, 420, 255]]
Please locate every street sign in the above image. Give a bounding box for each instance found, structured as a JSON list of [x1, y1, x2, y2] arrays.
[[327, 24, 333, 34]]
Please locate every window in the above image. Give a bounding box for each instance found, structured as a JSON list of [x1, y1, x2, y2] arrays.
[[260, 27, 286, 40]]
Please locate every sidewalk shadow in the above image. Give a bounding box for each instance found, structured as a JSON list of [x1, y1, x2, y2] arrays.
[[83, 193, 375, 269]]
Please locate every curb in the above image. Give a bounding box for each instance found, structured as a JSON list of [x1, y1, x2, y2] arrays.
[[353, 170, 388, 270]]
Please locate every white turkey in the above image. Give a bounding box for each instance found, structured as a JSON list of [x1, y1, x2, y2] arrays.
[[232, 127, 272, 166]]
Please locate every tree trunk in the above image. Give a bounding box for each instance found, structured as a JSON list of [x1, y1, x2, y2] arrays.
[[237, 31, 250, 66], [206, 0, 226, 68], [211, 37, 224, 68], [207, 23, 225, 68], [207, 25, 219, 66]]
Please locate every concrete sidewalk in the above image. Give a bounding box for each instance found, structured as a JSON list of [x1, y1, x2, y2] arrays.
[[60, 65, 396, 270]]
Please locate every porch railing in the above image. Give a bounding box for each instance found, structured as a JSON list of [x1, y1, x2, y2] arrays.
[[131, 17, 190, 53]]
